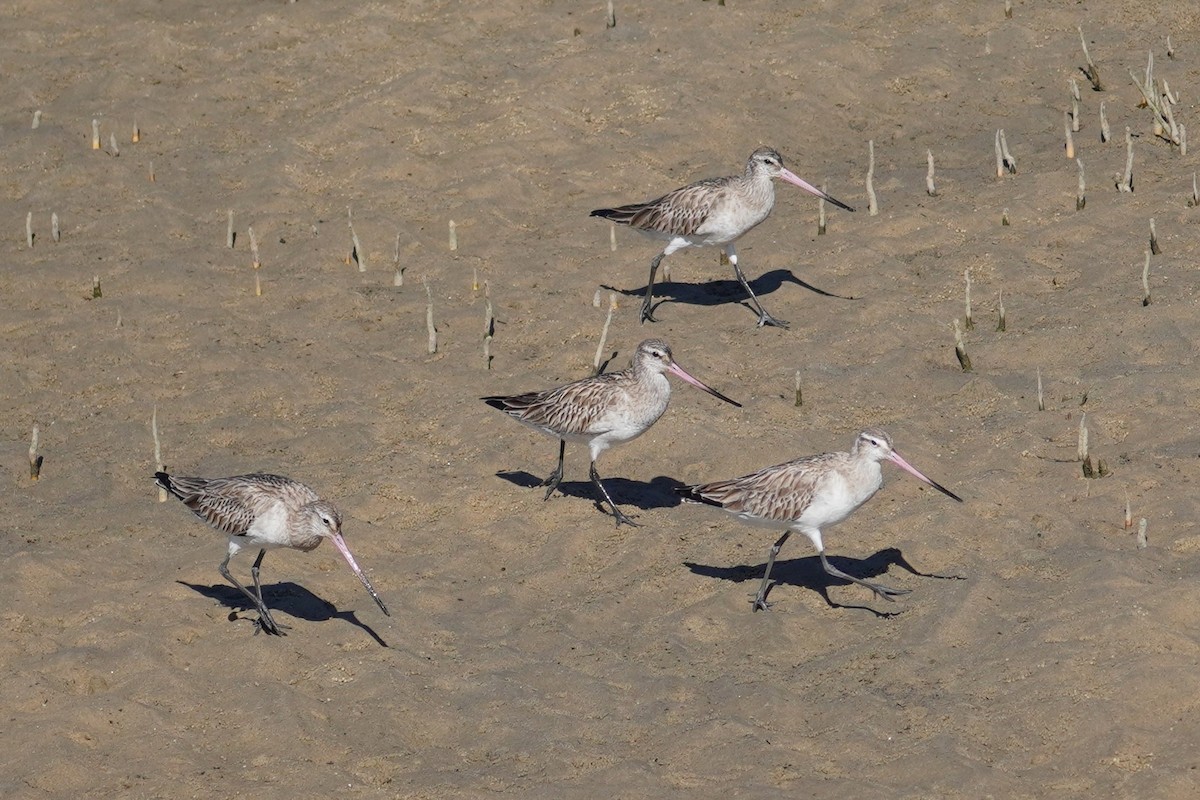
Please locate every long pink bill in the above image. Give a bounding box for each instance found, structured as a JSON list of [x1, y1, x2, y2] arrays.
[[779, 167, 856, 213], [666, 362, 742, 408], [887, 451, 963, 503], [330, 533, 391, 616]]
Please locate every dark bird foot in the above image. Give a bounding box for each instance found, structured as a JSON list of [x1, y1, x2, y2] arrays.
[[612, 508, 642, 528], [240, 609, 290, 636], [866, 583, 911, 602]]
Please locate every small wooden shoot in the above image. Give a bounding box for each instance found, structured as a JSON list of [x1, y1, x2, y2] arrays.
[[964, 269, 974, 330], [794, 370, 803, 407], [226, 210, 235, 249], [1064, 111, 1075, 159], [1079, 26, 1102, 91], [92, 275, 102, 299], [609, 223, 617, 252], [1136, 519, 1148, 549], [953, 319, 972, 372], [248, 226, 260, 268], [1079, 413, 1095, 477], [817, 184, 828, 235], [925, 149, 937, 196], [1192, 172, 1199, 207], [594, 292, 617, 375], [483, 283, 495, 370], [347, 207, 366, 272], [1124, 494, 1133, 530], [1149, 218, 1161, 255], [424, 279, 437, 354], [108, 133, 120, 157], [999, 129, 1016, 173], [1076, 158, 1086, 210], [152, 406, 166, 502], [1037, 367, 1045, 411], [91, 118, 101, 150], [1141, 250, 1151, 306], [148, 160, 155, 183], [1001, 208, 1010, 227], [448, 219, 457, 252], [1166, 35, 1175, 60], [592, 288, 602, 308], [51, 212, 60, 242], [25, 211, 33, 249], [393, 230, 405, 287], [606, 0, 616, 29], [997, 289, 1006, 332], [29, 424, 42, 480], [1117, 127, 1134, 192], [1004, 0, 1012, 19], [994, 129, 1004, 178], [866, 140, 878, 216], [1099, 101, 1110, 142], [1070, 78, 1082, 132], [32, 110, 41, 129], [132, 119, 140, 144]]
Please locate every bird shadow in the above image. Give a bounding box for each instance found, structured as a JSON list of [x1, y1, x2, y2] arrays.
[[600, 267, 858, 318], [177, 580, 389, 646], [684, 547, 964, 617], [494, 471, 688, 512]]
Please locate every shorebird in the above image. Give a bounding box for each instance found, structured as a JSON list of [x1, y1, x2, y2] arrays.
[[677, 428, 962, 610], [591, 146, 854, 328], [483, 339, 741, 527], [155, 472, 389, 635]]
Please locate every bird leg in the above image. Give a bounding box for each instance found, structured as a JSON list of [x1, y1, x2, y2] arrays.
[[219, 550, 289, 635], [752, 531, 791, 611], [640, 252, 666, 324], [589, 461, 639, 527], [726, 246, 789, 329], [541, 439, 566, 500], [819, 552, 911, 602]]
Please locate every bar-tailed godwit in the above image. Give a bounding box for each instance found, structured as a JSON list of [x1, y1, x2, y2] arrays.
[[677, 428, 961, 610], [591, 146, 854, 328], [155, 472, 389, 635], [484, 339, 740, 527]]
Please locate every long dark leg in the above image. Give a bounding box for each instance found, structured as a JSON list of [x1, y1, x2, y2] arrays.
[[590, 461, 639, 527], [727, 245, 789, 329], [219, 551, 287, 635], [752, 531, 791, 611], [640, 252, 666, 324], [819, 552, 911, 602], [541, 439, 566, 500]]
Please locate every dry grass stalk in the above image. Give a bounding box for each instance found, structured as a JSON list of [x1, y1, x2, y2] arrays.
[[1070, 80, 1081, 132], [393, 231, 405, 286], [1076, 158, 1086, 211], [92, 275, 102, 299], [1141, 250, 1151, 306], [1064, 111, 1075, 159], [594, 293, 617, 375], [29, 424, 42, 480], [248, 226, 261, 268], [994, 129, 1004, 178], [1099, 101, 1110, 142], [51, 212, 60, 242], [25, 211, 33, 249], [484, 286, 495, 370], [1136, 518, 1148, 548], [953, 319, 972, 372], [964, 270, 973, 330], [1125, 494, 1133, 530], [148, 161, 155, 183], [609, 223, 617, 252], [32, 110, 41, 129], [108, 132, 120, 157], [1001, 207, 1010, 227], [866, 140, 878, 215], [448, 220, 457, 252], [926, 150, 936, 196], [1078, 27, 1102, 91], [1192, 172, 1199, 207], [1004, 0, 1012, 19], [347, 207, 366, 272], [999, 129, 1016, 173], [1117, 127, 1134, 192], [91, 118, 101, 150], [1036, 367, 1044, 411], [152, 406, 166, 502], [424, 279, 437, 354], [1166, 35, 1175, 59], [1150, 218, 1161, 255], [226, 210, 235, 249], [794, 370, 803, 407], [996, 289, 1006, 332], [606, 0, 615, 28]]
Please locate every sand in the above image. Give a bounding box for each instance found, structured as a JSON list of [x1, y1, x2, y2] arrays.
[[4, 1, 1200, 797]]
